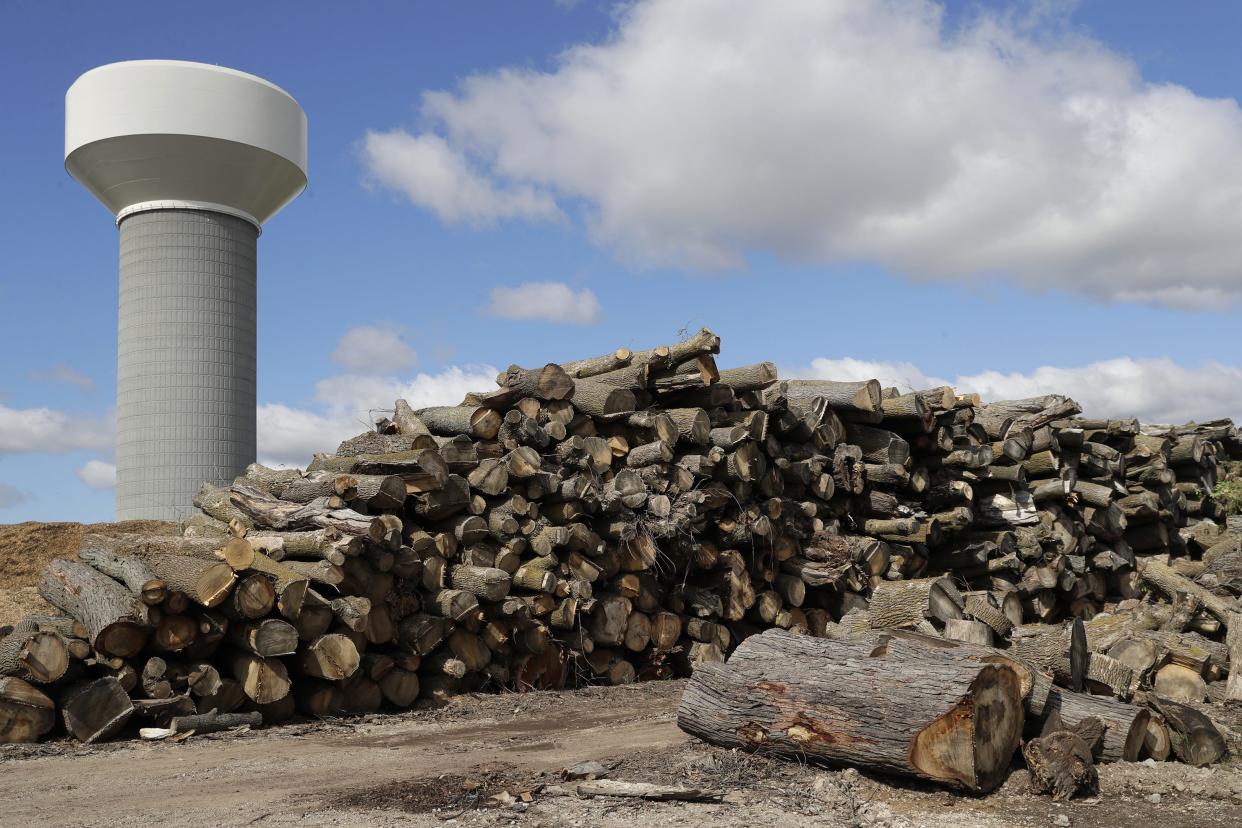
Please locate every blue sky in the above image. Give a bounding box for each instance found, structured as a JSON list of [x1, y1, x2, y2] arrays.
[[5, 0, 1242, 522]]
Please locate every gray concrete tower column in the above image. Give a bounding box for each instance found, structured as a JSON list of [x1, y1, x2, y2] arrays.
[[115, 209, 258, 520]]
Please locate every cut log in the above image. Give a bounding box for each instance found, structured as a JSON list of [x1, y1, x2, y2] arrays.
[[246, 552, 310, 619], [170, 709, 263, 736], [58, 676, 133, 743], [1039, 687, 1148, 763], [571, 381, 637, 419], [1150, 697, 1225, 767], [0, 627, 69, 684], [224, 573, 277, 620], [39, 559, 149, 658], [1009, 620, 1088, 691], [677, 629, 1022, 792], [869, 576, 963, 629], [1226, 612, 1242, 703], [227, 619, 299, 657], [781, 379, 881, 416], [77, 542, 167, 605], [1153, 663, 1207, 702], [0, 677, 55, 743], [297, 634, 361, 681], [226, 651, 292, 704], [1142, 559, 1235, 627], [140, 554, 236, 609], [496, 363, 576, 401]]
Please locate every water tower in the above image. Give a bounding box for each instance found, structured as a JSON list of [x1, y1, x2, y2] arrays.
[[65, 60, 307, 520]]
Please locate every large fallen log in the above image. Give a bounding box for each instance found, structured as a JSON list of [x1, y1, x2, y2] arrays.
[[38, 560, 149, 658], [677, 629, 1023, 792]]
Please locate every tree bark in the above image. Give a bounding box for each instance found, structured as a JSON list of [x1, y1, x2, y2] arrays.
[[0, 627, 69, 684], [39, 559, 150, 658], [1039, 687, 1148, 762], [58, 676, 133, 743], [77, 542, 167, 605], [139, 554, 236, 608], [868, 576, 963, 629], [678, 630, 1023, 792]]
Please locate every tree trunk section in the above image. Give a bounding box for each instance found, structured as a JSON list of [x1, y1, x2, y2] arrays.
[[677, 629, 1022, 792], [38, 559, 150, 658]]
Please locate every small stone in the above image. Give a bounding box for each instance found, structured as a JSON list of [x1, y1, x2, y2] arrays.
[[1052, 815, 1071, 827], [1174, 781, 1186, 792], [1145, 793, 1162, 804]]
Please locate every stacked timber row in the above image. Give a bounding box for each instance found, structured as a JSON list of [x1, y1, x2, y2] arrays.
[[1, 328, 1239, 776]]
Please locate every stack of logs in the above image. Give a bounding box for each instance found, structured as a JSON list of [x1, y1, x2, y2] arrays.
[[2, 328, 1239, 788]]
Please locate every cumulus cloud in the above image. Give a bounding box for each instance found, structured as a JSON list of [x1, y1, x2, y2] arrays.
[[799, 358, 949, 395], [331, 325, 419, 375], [257, 364, 499, 467], [484, 282, 602, 324], [362, 131, 563, 226], [76, 460, 117, 490], [0, 483, 29, 509], [0, 403, 113, 454], [29, 363, 94, 392], [793, 355, 1242, 425], [362, 0, 1242, 307]]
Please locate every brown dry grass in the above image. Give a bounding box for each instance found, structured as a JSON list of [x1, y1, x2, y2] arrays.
[[0, 520, 177, 625]]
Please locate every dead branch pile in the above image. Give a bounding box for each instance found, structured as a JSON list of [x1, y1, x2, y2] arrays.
[[3, 328, 1240, 782]]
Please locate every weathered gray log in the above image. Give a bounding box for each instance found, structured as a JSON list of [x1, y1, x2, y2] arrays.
[[677, 629, 1023, 792], [868, 576, 962, 629], [393, 398, 432, 436], [170, 709, 263, 735], [844, 423, 910, 465], [1039, 687, 1148, 763], [77, 542, 167, 605], [451, 565, 511, 601], [39, 559, 149, 658], [572, 380, 637, 419], [780, 379, 882, 416], [58, 676, 134, 743]]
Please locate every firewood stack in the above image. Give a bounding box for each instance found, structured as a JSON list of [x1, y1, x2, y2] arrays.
[[2, 327, 1239, 773]]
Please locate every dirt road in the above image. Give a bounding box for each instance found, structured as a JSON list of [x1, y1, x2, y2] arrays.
[[2, 681, 1241, 828]]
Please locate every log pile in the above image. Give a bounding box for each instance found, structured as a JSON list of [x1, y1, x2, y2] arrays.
[[2, 327, 1240, 782]]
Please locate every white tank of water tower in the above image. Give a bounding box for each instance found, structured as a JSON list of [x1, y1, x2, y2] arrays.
[[64, 60, 308, 520]]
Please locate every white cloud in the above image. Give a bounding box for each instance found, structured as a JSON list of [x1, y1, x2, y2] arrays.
[[798, 358, 949, 394], [0, 483, 29, 509], [29, 363, 94, 392], [75, 460, 117, 490], [363, 0, 1242, 307], [793, 355, 1242, 425], [0, 403, 113, 454], [361, 131, 564, 226], [484, 282, 602, 325], [331, 325, 419, 374], [257, 364, 499, 467]]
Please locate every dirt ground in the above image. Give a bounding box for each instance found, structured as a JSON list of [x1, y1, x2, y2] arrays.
[[0, 521, 176, 626], [2, 681, 1241, 828]]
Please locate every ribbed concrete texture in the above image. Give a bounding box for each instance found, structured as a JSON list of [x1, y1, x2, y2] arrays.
[[116, 209, 257, 520]]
